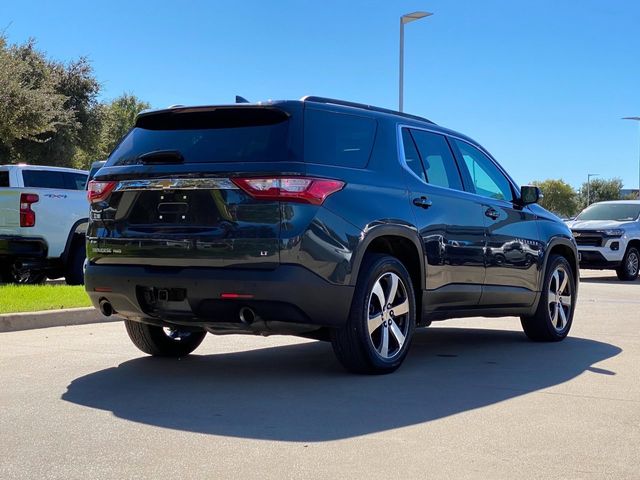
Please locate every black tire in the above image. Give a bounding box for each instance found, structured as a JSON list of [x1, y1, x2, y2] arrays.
[[2, 263, 46, 285], [615, 247, 639, 281], [124, 320, 206, 357], [331, 254, 416, 374], [65, 240, 86, 286], [521, 254, 576, 342]]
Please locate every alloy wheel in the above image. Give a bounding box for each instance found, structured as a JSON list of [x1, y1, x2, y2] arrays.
[[627, 251, 639, 277], [367, 272, 411, 360], [547, 266, 572, 331]]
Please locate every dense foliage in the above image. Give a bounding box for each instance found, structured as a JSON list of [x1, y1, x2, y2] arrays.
[[0, 36, 149, 169]]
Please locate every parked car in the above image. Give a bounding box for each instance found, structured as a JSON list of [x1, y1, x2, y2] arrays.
[[85, 96, 579, 374], [86, 160, 106, 187], [566, 200, 640, 281], [0, 164, 89, 284]]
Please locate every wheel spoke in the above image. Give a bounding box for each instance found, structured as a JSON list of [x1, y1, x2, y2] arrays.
[[372, 280, 386, 309], [387, 274, 399, 306], [392, 299, 409, 317], [551, 270, 560, 294], [379, 325, 389, 357], [558, 270, 568, 294], [368, 313, 384, 335], [389, 319, 406, 349], [558, 304, 567, 329]]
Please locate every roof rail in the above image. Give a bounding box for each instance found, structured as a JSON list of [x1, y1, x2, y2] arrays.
[[301, 96, 435, 124]]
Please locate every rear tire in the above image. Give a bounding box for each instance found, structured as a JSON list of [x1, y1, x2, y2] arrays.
[[2, 263, 46, 285], [124, 320, 206, 357], [616, 247, 639, 281], [521, 254, 575, 341], [65, 240, 86, 285], [331, 254, 416, 374]]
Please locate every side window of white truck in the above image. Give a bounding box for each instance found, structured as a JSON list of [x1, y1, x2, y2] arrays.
[[22, 170, 87, 190], [0, 171, 9, 187]]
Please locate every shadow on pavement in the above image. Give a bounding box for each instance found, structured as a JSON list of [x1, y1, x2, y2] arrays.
[[62, 327, 620, 441]]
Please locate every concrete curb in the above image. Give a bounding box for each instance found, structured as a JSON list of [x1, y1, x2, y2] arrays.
[[0, 307, 118, 333]]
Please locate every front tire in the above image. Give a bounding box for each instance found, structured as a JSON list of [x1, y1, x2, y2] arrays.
[[521, 254, 576, 341], [331, 254, 416, 374], [616, 247, 639, 281], [124, 320, 206, 357]]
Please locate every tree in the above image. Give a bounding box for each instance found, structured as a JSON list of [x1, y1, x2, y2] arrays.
[[531, 179, 578, 218], [0, 37, 73, 161], [99, 93, 150, 157], [0, 36, 102, 167], [578, 177, 623, 209]]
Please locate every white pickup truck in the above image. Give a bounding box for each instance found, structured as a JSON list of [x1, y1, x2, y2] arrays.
[[0, 164, 89, 284], [566, 200, 640, 281]]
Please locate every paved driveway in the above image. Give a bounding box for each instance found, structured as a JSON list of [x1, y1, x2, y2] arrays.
[[1, 270, 638, 479]]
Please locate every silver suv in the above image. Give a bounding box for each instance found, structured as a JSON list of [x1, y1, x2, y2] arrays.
[[567, 200, 640, 281]]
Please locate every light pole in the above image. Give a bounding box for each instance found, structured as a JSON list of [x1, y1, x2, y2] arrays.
[[622, 117, 640, 199], [587, 173, 599, 206], [399, 11, 432, 112]]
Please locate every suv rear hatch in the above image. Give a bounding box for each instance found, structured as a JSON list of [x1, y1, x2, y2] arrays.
[[87, 104, 305, 269]]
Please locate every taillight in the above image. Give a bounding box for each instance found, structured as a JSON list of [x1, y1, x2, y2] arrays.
[[88, 180, 117, 203], [20, 193, 39, 227], [232, 177, 344, 205]]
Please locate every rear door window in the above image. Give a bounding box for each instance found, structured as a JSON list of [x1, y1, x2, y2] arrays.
[[22, 170, 86, 190], [0, 171, 9, 187], [22, 170, 66, 189], [407, 129, 463, 191], [304, 108, 377, 168], [401, 129, 426, 181]]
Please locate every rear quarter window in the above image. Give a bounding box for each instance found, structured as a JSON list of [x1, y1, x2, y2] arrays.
[[0, 171, 9, 187], [304, 108, 377, 168]]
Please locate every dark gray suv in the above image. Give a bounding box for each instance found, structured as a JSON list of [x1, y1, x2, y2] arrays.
[[85, 96, 579, 374]]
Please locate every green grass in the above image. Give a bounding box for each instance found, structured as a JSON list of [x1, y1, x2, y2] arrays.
[[0, 284, 92, 314]]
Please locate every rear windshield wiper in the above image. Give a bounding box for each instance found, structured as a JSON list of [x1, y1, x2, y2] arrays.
[[137, 150, 184, 164]]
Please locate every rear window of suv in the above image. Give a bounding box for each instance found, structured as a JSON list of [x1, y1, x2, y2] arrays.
[[304, 108, 377, 168], [107, 107, 292, 165]]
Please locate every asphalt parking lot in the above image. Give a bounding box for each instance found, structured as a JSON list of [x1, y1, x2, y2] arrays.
[[1, 270, 638, 480]]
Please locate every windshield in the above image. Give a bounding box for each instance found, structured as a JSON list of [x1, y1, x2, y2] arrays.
[[575, 203, 640, 222]]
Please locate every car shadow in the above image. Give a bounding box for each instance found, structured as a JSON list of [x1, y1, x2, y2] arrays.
[[62, 327, 620, 442]]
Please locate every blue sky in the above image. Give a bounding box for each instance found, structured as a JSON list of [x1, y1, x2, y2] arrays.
[[3, 0, 640, 189]]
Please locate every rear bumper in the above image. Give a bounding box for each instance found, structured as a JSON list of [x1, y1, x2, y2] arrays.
[[0, 235, 47, 258], [85, 263, 354, 330]]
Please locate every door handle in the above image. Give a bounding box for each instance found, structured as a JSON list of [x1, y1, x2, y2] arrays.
[[485, 207, 499, 220], [413, 196, 433, 209]]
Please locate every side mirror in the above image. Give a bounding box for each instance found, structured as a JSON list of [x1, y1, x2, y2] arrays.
[[520, 185, 542, 205]]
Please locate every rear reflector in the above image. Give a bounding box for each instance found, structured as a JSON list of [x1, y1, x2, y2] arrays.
[[220, 293, 254, 299], [232, 177, 344, 205], [20, 193, 39, 227], [88, 180, 117, 203], [94, 287, 113, 292]]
